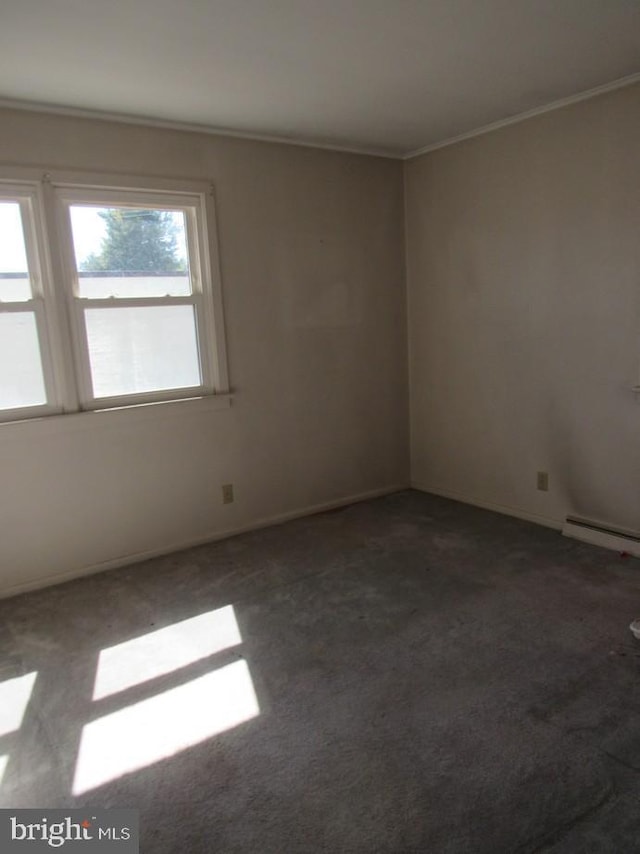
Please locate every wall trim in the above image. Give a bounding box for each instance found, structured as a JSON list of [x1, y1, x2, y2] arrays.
[[411, 481, 562, 531], [562, 517, 640, 558], [404, 71, 640, 160], [3, 70, 639, 164], [0, 96, 399, 161], [0, 483, 408, 600]]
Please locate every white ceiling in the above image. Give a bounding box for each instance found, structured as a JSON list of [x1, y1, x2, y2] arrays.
[[1, 0, 639, 157]]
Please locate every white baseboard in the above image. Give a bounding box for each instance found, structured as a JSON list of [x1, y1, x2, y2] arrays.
[[1, 483, 408, 599], [562, 517, 640, 558], [411, 481, 562, 531]]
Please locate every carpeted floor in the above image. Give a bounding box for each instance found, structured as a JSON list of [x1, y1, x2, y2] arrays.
[[2, 489, 640, 852]]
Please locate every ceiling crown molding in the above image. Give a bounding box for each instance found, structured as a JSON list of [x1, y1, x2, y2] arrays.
[[404, 71, 640, 160], [0, 97, 401, 160]]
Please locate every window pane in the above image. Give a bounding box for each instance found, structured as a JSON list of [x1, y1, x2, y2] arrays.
[[0, 313, 46, 409], [0, 202, 31, 302], [85, 305, 201, 398], [69, 206, 191, 297]]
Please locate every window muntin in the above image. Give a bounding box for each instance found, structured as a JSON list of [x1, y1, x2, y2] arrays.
[[0, 175, 227, 422]]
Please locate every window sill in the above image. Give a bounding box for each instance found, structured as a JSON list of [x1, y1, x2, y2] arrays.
[[0, 393, 233, 437]]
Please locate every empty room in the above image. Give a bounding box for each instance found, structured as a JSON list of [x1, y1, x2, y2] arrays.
[[0, 1, 639, 851]]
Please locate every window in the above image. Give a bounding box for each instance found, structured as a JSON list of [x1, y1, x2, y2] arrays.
[[0, 186, 58, 419], [0, 171, 228, 423]]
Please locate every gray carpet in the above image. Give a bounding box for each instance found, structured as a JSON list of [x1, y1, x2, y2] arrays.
[[2, 490, 640, 852]]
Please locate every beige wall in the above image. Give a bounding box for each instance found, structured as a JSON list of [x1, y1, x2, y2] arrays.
[[3, 81, 638, 596], [406, 84, 640, 531], [0, 109, 409, 595]]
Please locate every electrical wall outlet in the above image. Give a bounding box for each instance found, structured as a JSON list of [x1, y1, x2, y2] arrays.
[[222, 483, 234, 504], [536, 471, 549, 492]]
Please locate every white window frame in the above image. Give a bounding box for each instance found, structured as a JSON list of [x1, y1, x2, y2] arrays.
[[0, 168, 229, 423], [0, 182, 64, 422]]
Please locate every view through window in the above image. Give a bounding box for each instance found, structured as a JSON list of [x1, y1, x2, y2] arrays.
[[0, 174, 228, 422]]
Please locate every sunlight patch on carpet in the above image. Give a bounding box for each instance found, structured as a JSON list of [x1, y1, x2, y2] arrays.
[[73, 659, 259, 794], [93, 605, 242, 700]]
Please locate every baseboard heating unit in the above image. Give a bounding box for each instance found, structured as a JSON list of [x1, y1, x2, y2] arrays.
[[562, 516, 640, 558]]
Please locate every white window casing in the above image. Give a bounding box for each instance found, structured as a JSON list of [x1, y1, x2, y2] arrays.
[[0, 169, 229, 423]]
